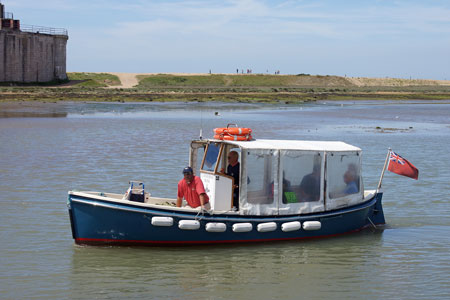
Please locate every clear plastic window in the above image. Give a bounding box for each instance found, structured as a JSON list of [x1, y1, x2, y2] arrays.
[[195, 146, 205, 174], [328, 153, 361, 199], [246, 152, 275, 204], [202, 143, 221, 172], [190, 141, 207, 176], [281, 153, 322, 203]]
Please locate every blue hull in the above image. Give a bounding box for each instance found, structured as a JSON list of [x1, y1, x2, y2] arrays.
[[68, 192, 385, 246]]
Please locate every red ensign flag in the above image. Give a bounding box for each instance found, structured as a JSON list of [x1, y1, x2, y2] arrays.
[[387, 151, 419, 180]]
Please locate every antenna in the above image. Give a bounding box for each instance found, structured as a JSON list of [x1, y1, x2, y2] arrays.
[[199, 108, 203, 140]]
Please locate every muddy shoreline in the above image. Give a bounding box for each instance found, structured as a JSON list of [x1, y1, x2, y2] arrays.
[[1, 90, 450, 103], [1, 99, 449, 119]]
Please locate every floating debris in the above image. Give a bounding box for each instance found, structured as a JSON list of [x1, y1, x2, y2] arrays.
[[374, 126, 413, 133]]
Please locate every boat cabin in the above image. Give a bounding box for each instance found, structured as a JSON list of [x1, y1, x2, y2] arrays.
[[190, 139, 364, 216]]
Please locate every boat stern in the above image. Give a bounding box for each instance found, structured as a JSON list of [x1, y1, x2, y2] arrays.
[[370, 191, 386, 226]]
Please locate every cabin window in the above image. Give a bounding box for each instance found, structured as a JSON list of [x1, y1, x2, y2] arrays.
[[327, 153, 361, 199], [202, 143, 221, 172], [190, 142, 207, 176], [246, 152, 275, 205], [277, 151, 325, 215], [195, 146, 205, 173], [281, 153, 322, 203]]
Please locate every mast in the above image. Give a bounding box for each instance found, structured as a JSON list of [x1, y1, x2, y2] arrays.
[[377, 148, 391, 190]]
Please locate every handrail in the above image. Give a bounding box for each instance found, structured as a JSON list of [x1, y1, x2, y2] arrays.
[[3, 12, 13, 19], [20, 24, 68, 36]]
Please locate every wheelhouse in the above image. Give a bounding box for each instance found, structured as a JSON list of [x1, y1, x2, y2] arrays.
[[190, 139, 364, 216]]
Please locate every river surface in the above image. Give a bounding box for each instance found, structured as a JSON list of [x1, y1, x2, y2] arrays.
[[0, 100, 449, 299]]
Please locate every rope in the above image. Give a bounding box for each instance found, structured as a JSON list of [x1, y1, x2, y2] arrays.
[[367, 217, 377, 230]]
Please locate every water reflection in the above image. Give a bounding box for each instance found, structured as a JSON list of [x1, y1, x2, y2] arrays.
[[69, 231, 384, 299]]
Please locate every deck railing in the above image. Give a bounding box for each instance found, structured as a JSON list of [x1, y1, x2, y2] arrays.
[[3, 12, 13, 19], [20, 24, 68, 36]]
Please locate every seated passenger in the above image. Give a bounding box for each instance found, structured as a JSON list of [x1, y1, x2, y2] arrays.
[[269, 174, 293, 203], [330, 164, 360, 198], [343, 164, 359, 194], [299, 163, 321, 202], [281, 177, 295, 203]]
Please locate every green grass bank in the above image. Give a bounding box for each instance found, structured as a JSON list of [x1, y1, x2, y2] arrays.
[[1, 73, 449, 103]]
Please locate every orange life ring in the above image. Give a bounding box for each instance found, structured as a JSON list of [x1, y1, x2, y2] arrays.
[[213, 127, 252, 136], [227, 127, 252, 135], [214, 128, 226, 135], [214, 134, 253, 141]]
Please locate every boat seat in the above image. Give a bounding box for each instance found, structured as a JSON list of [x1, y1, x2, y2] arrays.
[[146, 197, 176, 206]]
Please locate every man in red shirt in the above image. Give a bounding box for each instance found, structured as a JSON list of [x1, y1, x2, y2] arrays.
[[177, 166, 211, 210]]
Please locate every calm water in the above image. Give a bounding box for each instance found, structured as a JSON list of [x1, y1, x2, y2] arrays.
[[0, 100, 449, 299]]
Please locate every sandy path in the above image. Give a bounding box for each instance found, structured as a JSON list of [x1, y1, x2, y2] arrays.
[[107, 72, 209, 88], [108, 72, 140, 88]]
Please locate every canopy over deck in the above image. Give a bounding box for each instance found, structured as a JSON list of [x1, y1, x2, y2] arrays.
[[212, 139, 361, 152], [191, 138, 365, 216]]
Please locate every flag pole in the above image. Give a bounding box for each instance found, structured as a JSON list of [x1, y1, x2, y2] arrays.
[[377, 148, 391, 190]]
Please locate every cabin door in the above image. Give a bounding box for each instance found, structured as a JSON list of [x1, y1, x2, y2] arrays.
[[198, 142, 234, 211]]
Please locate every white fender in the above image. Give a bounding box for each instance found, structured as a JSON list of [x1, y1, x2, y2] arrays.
[[281, 221, 301, 232], [178, 220, 200, 230], [151, 216, 173, 227], [232, 223, 253, 233], [303, 221, 321, 231], [205, 222, 227, 232], [257, 222, 277, 232]]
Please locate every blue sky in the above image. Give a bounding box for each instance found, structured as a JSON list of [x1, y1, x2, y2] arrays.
[[5, 0, 450, 79]]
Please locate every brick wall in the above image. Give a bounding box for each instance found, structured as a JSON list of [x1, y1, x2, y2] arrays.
[[0, 30, 68, 82]]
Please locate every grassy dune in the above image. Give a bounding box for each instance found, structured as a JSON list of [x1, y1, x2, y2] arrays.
[[66, 72, 121, 87], [135, 74, 353, 88], [0, 72, 449, 103]]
